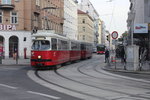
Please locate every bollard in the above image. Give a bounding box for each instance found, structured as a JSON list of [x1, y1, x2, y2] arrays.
[[111, 56, 116, 63]]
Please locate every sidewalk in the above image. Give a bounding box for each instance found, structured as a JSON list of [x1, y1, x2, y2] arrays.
[[103, 57, 150, 75], [0, 58, 30, 66]]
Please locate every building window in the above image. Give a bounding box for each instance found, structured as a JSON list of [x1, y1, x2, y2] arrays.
[[15, 0, 19, 2], [0, 12, 3, 23], [83, 35, 85, 40], [34, 13, 39, 27], [82, 27, 85, 32], [36, 0, 40, 6], [11, 12, 18, 24], [82, 19, 85, 23], [2, 0, 11, 4], [149, 5, 150, 17]]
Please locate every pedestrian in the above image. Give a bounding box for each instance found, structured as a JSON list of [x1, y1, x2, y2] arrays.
[[105, 49, 110, 63], [120, 47, 126, 63], [13, 48, 17, 60]]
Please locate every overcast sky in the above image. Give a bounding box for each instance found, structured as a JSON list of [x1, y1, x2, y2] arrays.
[[79, 0, 130, 37]]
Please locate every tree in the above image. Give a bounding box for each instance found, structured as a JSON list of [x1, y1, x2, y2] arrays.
[[118, 31, 128, 42]]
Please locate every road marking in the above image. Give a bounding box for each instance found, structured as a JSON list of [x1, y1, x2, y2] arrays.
[[0, 83, 18, 89], [101, 69, 150, 83], [0, 67, 19, 70], [27, 70, 101, 100], [27, 91, 61, 100]]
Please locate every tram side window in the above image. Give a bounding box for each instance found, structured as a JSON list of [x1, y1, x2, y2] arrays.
[[86, 45, 90, 51], [58, 40, 62, 50], [71, 42, 79, 50], [61, 40, 68, 50], [81, 44, 86, 50], [51, 38, 57, 50]]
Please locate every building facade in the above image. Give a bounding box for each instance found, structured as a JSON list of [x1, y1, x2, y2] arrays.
[[0, 0, 64, 59], [34, 0, 64, 34], [97, 19, 102, 44], [78, 10, 94, 43], [127, 0, 150, 59], [63, 0, 78, 40], [78, 0, 99, 46]]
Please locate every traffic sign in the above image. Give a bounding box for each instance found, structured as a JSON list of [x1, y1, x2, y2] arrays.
[[111, 31, 118, 39]]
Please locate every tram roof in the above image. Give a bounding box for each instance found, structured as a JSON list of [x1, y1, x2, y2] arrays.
[[32, 30, 69, 40]]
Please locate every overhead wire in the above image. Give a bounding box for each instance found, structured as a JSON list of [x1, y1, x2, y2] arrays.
[[108, 0, 116, 32]]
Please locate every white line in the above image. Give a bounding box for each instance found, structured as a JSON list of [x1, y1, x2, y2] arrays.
[[101, 69, 150, 83], [0, 83, 18, 89], [27, 70, 100, 100], [27, 91, 60, 100], [0, 68, 19, 71]]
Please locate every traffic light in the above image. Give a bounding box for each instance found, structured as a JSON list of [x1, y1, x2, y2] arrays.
[[106, 35, 110, 41]]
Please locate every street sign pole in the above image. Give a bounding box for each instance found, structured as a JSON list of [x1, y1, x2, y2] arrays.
[[111, 31, 118, 69]]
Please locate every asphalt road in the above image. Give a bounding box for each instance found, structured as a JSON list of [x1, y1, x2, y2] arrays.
[[29, 54, 150, 100], [0, 54, 150, 100], [0, 66, 81, 100]]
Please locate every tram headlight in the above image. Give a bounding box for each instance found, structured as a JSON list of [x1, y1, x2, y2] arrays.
[[38, 55, 42, 59]]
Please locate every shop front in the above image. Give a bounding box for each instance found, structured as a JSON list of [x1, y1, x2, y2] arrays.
[[0, 30, 31, 59], [0, 36, 4, 59]]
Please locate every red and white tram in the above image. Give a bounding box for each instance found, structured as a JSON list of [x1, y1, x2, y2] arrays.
[[80, 42, 93, 59], [70, 40, 81, 61], [31, 31, 93, 69]]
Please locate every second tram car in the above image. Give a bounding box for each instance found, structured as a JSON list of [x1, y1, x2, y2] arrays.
[[31, 30, 93, 69], [80, 42, 93, 59]]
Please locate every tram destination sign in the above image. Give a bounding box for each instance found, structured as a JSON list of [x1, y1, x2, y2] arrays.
[[0, 24, 16, 31]]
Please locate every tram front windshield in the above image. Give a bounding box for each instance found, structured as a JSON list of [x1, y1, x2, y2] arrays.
[[32, 40, 50, 50]]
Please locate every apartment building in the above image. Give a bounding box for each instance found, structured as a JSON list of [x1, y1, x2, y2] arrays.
[[78, 0, 100, 46], [97, 19, 102, 44], [63, 0, 78, 40], [0, 0, 64, 59], [78, 10, 94, 43], [127, 0, 150, 59]]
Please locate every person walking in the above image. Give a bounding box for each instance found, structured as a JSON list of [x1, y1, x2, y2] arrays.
[[120, 47, 126, 63], [105, 49, 110, 63]]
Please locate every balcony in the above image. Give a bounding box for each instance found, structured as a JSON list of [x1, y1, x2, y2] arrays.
[[0, 4, 15, 10]]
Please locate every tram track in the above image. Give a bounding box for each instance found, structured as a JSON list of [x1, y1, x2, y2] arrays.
[[78, 58, 150, 91], [35, 70, 107, 100], [34, 55, 150, 100], [54, 58, 150, 100]]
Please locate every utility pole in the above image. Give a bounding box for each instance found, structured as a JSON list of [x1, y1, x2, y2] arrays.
[[148, 24, 150, 60]]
